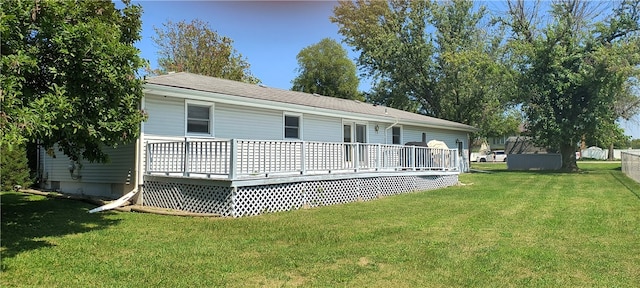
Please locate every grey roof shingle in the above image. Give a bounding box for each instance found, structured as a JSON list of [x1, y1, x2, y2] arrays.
[[146, 72, 476, 132]]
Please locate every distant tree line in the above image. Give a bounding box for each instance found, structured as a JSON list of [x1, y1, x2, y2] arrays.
[[332, 0, 640, 171]]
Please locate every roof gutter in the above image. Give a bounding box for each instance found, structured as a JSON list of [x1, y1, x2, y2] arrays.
[[144, 84, 478, 133]]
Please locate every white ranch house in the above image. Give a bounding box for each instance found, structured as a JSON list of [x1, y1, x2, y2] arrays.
[[37, 72, 477, 217]]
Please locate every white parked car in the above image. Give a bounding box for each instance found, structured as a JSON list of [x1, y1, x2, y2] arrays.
[[477, 150, 507, 162]]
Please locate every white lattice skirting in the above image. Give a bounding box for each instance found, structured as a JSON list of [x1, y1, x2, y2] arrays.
[[142, 174, 459, 217]]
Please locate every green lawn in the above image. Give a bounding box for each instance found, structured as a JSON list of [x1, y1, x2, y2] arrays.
[[2, 163, 639, 287]]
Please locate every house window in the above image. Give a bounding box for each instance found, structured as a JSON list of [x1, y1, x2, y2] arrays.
[[187, 104, 211, 134], [392, 126, 401, 144], [284, 114, 300, 139], [186, 103, 212, 134]]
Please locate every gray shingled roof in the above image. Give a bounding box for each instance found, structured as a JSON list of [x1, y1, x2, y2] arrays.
[[145, 72, 476, 132]]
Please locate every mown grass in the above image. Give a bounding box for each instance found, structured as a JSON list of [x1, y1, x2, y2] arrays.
[[2, 162, 639, 287]]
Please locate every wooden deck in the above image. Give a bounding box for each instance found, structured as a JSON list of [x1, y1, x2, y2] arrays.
[[141, 139, 462, 217]]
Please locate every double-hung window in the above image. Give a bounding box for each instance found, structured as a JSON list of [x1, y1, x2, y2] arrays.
[[284, 114, 301, 139], [186, 102, 213, 135], [392, 126, 402, 144]]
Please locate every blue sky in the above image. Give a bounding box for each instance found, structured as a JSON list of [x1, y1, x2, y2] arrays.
[[135, 0, 358, 89], [132, 0, 639, 139]]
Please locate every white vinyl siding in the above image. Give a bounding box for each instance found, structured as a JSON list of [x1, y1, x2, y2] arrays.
[[144, 94, 468, 149], [303, 114, 342, 142], [144, 95, 185, 137], [367, 122, 386, 144], [425, 128, 467, 149], [403, 126, 467, 149], [215, 103, 282, 140], [403, 127, 425, 144], [43, 143, 135, 184]]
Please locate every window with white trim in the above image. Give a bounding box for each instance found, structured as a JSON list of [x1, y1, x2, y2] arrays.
[[392, 126, 402, 144], [284, 114, 301, 139], [186, 102, 212, 135]]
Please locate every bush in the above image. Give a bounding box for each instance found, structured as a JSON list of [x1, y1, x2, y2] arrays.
[[1, 143, 33, 191]]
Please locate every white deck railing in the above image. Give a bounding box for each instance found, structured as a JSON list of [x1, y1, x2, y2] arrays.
[[146, 139, 459, 179]]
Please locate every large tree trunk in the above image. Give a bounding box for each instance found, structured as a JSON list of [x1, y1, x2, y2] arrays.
[[560, 143, 579, 172], [607, 143, 615, 160]]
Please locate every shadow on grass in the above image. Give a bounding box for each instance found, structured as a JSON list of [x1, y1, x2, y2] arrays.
[[608, 171, 640, 200], [471, 163, 622, 176], [471, 164, 639, 199], [1, 192, 121, 266], [471, 168, 578, 176]]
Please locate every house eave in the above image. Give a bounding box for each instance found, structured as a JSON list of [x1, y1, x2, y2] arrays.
[[144, 83, 477, 133]]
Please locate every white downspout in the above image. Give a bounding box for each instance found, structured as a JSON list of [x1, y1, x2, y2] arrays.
[[89, 96, 144, 213], [133, 135, 142, 202], [384, 117, 399, 144], [136, 95, 146, 204]]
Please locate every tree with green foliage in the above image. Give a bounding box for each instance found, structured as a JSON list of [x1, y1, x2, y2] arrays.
[[605, 83, 640, 157], [0, 143, 32, 191], [430, 1, 521, 139], [291, 38, 361, 100], [584, 123, 630, 149], [504, 0, 640, 171], [1, 0, 147, 163], [152, 19, 259, 84], [331, 0, 520, 139]]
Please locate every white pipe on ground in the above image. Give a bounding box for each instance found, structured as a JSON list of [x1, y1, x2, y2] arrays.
[[88, 137, 142, 213], [88, 189, 138, 213]]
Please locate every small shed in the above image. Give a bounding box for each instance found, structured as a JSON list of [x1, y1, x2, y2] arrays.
[[504, 136, 547, 154]]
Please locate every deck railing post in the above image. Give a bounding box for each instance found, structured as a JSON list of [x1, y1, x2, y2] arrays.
[[376, 144, 381, 171], [183, 137, 190, 176], [300, 141, 306, 175], [229, 139, 237, 180], [411, 146, 416, 171], [145, 141, 150, 174], [354, 143, 360, 172]]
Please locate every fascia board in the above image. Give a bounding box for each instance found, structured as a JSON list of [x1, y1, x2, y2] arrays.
[[144, 84, 477, 133], [145, 84, 377, 122]]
